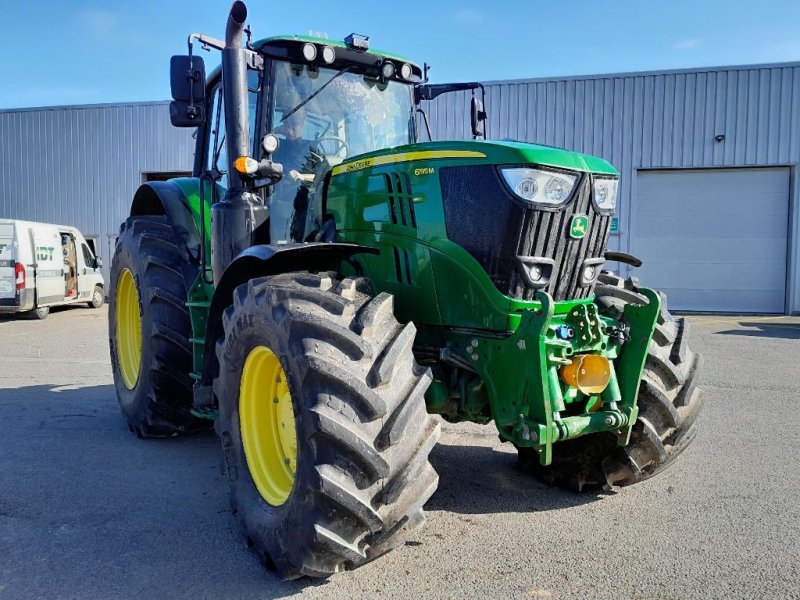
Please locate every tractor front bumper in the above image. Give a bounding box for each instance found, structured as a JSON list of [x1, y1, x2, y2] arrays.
[[424, 289, 660, 466]]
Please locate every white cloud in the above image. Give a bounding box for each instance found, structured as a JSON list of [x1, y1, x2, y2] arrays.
[[672, 39, 703, 50], [454, 8, 484, 23]]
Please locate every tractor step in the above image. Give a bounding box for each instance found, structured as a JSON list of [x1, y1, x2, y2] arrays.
[[186, 300, 211, 308], [190, 407, 219, 420], [190, 337, 205, 345]]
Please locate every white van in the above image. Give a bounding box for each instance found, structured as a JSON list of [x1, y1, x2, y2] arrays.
[[0, 219, 105, 319]]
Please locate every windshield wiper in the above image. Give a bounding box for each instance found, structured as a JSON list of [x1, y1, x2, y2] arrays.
[[282, 66, 352, 122]]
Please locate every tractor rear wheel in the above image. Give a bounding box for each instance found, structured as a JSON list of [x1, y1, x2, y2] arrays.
[[518, 273, 703, 491], [214, 272, 440, 579], [108, 215, 207, 437]]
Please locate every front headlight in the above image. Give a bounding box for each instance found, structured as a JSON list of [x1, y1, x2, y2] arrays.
[[592, 177, 618, 213], [500, 168, 578, 207]]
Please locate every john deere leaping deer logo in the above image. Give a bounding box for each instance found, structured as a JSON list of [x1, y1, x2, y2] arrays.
[[569, 215, 589, 239]]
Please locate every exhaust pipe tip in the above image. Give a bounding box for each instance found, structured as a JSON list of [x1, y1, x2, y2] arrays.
[[230, 1, 247, 25], [226, 1, 247, 48]]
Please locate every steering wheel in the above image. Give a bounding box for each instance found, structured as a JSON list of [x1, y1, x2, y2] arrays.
[[314, 135, 349, 159]]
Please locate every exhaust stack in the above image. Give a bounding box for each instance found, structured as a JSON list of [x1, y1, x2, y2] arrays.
[[222, 0, 249, 193], [211, 1, 269, 284]]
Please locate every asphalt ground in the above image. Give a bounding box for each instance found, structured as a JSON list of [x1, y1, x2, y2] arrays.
[[1, 306, 799, 600]]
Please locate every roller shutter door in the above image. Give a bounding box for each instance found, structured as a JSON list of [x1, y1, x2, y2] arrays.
[[632, 168, 789, 313]]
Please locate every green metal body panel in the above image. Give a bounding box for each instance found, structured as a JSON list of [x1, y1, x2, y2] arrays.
[[326, 140, 617, 330]]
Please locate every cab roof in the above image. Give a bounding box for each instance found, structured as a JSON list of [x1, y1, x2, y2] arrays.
[[254, 35, 422, 78]]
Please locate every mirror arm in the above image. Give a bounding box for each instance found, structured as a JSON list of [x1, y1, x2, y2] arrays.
[[418, 108, 433, 142], [481, 86, 488, 139], [184, 37, 202, 122], [189, 32, 225, 52]]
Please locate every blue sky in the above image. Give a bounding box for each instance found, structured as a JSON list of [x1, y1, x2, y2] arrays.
[[1, 0, 799, 109]]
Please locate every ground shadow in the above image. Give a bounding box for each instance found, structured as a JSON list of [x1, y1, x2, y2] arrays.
[[0, 302, 98, 324], [427, 441, 602, 515], [716, 321, 800, 340]]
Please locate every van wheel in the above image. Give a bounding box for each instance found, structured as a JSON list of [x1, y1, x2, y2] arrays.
[[88, 285, 104, 309], [28, 306, 49, 320]]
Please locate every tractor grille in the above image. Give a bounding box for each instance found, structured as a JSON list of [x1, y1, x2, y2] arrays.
[[439, 165, 611, 302]]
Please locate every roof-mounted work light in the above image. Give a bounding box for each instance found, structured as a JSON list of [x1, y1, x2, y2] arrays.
[[344, 33, 369, 50]]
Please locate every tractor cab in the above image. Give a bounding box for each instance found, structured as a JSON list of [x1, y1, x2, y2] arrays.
[[256, 36, 421, 242], [172, 32, 424, 244]]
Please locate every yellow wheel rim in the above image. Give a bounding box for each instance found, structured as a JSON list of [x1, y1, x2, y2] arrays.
[[239, 345, 297, 506], [115, 268, 142, 390]]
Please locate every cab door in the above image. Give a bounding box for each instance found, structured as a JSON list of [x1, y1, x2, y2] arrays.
[[31, 227, 66, 306]]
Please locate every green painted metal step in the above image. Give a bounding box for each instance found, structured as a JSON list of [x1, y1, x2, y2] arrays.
[[186, 300, 211, 308], [191, 407, 219, 420]]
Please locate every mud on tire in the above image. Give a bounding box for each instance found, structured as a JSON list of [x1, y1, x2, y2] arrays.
[[214, 272, 440, 579], [109, 215, 207, 437], [519, 272, 703, 491]]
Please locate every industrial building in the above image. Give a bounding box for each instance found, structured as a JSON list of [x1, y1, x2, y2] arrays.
[[1, 61, 799, 313], [0, 102, 194, 281]]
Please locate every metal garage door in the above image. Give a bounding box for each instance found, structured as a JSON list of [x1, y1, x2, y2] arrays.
[[632, 168, 790, 313]]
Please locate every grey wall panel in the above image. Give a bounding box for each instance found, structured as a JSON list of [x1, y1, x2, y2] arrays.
[[422, 62, 800, 313], [0, 102, 195, 283]]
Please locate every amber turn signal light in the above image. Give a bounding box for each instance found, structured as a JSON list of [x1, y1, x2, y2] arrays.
[[234, 156, 258, 175]]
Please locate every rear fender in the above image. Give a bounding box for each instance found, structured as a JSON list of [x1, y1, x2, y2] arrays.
[[198, 242, 379, 389], [129, 178, 219, 290]]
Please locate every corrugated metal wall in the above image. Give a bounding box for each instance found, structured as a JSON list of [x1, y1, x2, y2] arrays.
[[0, 102, 194, 282], [422, 63, 800, 313]]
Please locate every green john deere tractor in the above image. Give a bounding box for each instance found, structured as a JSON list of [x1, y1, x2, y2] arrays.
[[109, 1, 702, 579]]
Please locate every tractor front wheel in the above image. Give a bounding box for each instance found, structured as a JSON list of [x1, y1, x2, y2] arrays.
[[519, 273, 703, 491], [214, 272, 440, 579]]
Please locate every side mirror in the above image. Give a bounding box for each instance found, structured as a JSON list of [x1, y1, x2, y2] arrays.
[[169, 55, 207, 127], [94, 256, 103, 269], [470, 97, 486, 139]]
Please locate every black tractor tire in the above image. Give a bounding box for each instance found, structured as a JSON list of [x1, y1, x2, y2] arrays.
[[518, 272, 703, 491], [214, 272, 440, 579], [87, 285, 104, 309], [28, 306, 49, 320], [108, 215, 207, 437]]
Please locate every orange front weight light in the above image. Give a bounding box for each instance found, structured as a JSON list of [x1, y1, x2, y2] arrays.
[[234, 156, 258, 175], [560, 354, 612, 395]]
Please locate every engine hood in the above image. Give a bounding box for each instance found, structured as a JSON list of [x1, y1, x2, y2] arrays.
[[330, 140, 618, 177]]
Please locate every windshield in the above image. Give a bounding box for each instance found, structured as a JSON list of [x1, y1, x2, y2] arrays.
[[267, 61, 415, 243], [270, 61, 415, 159]]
